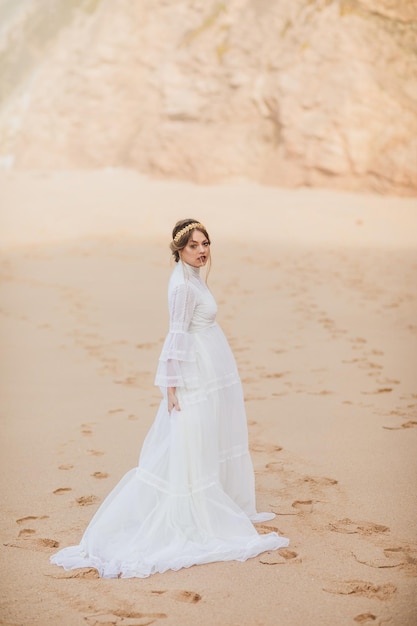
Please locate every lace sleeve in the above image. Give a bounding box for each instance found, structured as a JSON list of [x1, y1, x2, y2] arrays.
[[154, 283, 199, 388]]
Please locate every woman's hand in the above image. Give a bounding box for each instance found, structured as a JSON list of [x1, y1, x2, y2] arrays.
[[167, 387, 181, 413]]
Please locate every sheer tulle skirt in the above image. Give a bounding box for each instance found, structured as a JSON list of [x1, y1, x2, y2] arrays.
[[50, 324, 289, 578]]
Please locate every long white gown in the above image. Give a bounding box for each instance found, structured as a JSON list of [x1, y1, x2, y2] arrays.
[[50, 260, 289, 578]]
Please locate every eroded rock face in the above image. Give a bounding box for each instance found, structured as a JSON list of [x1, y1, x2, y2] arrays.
[[0, 0, 416, 194]]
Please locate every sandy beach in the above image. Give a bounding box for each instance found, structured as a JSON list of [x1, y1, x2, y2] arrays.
[[0, 170, 416, 626]]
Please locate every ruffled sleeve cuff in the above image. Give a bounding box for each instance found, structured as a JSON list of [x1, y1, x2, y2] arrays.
[[154, 331, 200, 388]]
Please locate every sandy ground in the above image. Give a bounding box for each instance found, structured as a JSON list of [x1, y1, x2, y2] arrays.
[[0, 171, 416, 626]]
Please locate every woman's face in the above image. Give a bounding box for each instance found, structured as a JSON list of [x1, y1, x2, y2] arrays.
[[180, 229, 210, 268]]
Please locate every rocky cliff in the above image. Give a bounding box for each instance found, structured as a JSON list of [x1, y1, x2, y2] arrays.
[[0, 0, 416, 194]]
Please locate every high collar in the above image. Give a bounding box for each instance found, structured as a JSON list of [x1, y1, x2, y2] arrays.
[[180, 260, 201, 278]]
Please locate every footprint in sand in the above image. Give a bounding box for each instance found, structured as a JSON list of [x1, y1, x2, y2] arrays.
[[265, 461, 283, 472], [18, 528, 36, 537], [81, 424, 93, 436], [250, 443, 283, 454], [323, 580, 396, 601], [383, 546, 417, 576], [291, 500, 314, 513], [53, 487, 72, 495], [107, 408, 124, 415], [84, 609, 167, 625], [351, 545, 404, 569], [383, 420, 417, 431], [328, 519, 389, 535], [263, 372, 290, 379], [354, 613, 379, 624], [170, 590, 202, 604], [300, 476, 338, 487], [362, 388, 392, 395], [245, 395, 267, 401], [256, 523, 287, 535], [48, 568, 99, 580], [37, 538, 59, 548], [351, 337, 367, 345], [88, 450, 105, 456], [135, 342, 158, 350], [6, 537, 59, 550], [115, 373, 151, 389], [260, 549, 299, 565], [361, 362, 383, 371], [16, 515, 49, 524], [91, 472, 108, 479], [76, 495, 100, 506], [376, 378, 400, 386], [58, 464, 74, 470], [273, 505, 299, 517]]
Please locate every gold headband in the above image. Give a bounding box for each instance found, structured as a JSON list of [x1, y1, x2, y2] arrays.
[[173, 222, 205, 244]]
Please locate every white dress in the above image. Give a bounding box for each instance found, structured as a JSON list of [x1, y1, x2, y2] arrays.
[[50, 260, 289, 578]]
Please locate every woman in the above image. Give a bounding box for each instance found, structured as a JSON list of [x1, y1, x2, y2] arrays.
[[50, 219, 289, 578]]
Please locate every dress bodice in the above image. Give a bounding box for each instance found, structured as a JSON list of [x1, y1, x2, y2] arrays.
[[170, 261, 217, 333], [155, 261, 218, 389]]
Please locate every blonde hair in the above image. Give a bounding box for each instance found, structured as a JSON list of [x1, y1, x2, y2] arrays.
[[170, 218, 211, 279], [170, 219, 210, 261]]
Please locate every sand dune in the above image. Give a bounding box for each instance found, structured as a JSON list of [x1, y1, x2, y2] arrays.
[[0, 171, 416, 625]]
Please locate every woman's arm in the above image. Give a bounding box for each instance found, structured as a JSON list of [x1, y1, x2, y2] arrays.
[[167, 386, 181, 413], [154, 283, 197, 412]]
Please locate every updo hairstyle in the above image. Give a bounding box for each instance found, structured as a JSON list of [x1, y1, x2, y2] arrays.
[[170, 218, 211, 263]]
